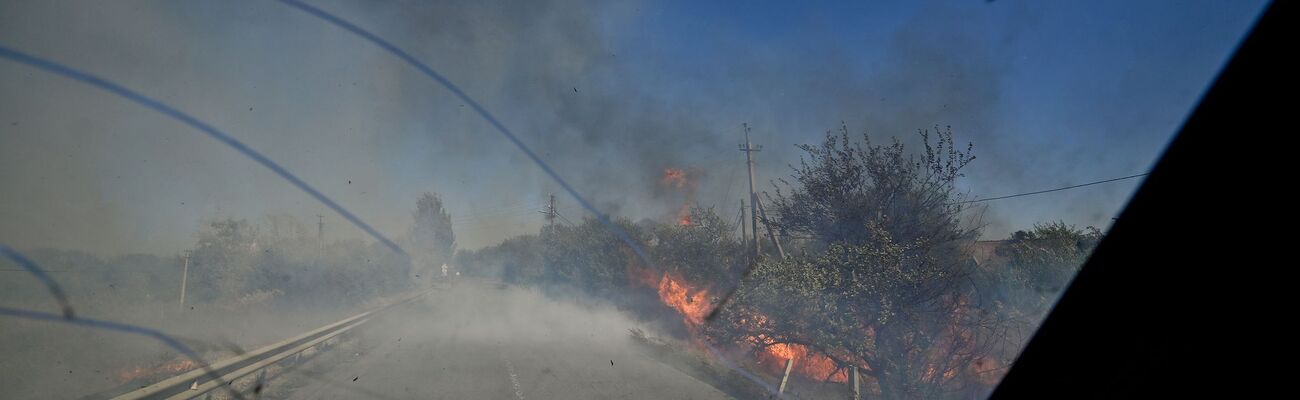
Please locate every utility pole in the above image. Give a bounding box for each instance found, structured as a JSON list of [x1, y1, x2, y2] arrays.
[[178, 251, 190, 312], [739, 123, 763, 259], [316, 214, 324, 244], [740, 198, 747, 244], [755, 196, 785, 259], [546, 193, 557, 226]]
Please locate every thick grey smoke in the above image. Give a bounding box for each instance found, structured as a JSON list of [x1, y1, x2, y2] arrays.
[[2, 0, 1255, 255]]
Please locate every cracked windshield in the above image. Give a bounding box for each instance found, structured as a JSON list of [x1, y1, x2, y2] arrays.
[[1, 1, 1266, 399]]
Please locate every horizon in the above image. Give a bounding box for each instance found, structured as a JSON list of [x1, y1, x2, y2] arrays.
[[1, 0, 1267, 256]]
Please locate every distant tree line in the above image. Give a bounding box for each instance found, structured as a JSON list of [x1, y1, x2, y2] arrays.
[[2, 193, 461, 314]]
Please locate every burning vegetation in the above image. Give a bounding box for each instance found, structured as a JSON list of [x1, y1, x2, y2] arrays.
[[628, 253, 851, 384], [456, 125, 1098, 399], [758, 342, 848, 383], [115, 358, 197, 383], [659, 167, 702, 226], [660, 167, 690, 189], [611, 201, 859, 388], [655, 273, 711, 328]]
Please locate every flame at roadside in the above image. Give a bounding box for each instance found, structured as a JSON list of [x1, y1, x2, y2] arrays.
[[657, 272, 711, 328], [627, 256, 853, 383], [756, 342, 849, 383], [116, 359, 197, 383]]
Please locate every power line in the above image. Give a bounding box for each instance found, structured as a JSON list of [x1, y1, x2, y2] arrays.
[[721, 157, 741, 213], [454, 214, 542, 228], [1, 244, 73, 318], [453, 202, 540, 216], [455, 222, 538, 232], [754, 173, 1150, 241], [452, 208, 544, 224], [954, 173, 1149, 204], [452, 199, 541, 217], [452, 207, 536, 221], [554, 210, 575, 226]]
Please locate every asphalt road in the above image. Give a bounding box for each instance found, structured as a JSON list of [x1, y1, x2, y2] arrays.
[[283, 280, 734, 400]]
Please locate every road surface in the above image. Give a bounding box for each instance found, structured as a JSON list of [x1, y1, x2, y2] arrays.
[[281, 280, 734, 399]]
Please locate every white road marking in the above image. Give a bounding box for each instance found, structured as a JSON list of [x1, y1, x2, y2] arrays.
[[504, 357, 526, 400]]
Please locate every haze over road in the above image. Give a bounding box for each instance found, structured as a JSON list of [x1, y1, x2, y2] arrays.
[[285, 280, 733, 399]]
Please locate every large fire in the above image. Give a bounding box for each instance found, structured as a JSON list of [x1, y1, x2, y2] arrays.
[[757, 342, 849, 383], [640, 166, 856, 384], [116, 359, 198, 383], [630, 258, 853, 383], [656, 273, 711, 328]]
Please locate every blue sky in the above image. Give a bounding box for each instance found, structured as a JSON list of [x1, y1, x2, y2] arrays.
[[587, 0, 1266, 235], [0, 0, 1269, 254]]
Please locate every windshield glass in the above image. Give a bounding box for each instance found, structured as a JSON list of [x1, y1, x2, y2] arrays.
[[1, 1, 1267, 399]]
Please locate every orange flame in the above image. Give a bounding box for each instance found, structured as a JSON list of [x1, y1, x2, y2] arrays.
[[676, 204, 692, 226], [116, 359, 197, 383], [659, 167, 700, 225], [626, 257, 853, 383], [661, 168, 689, 188], [657, 273, 711, 328], [757, 342, 849, 383]]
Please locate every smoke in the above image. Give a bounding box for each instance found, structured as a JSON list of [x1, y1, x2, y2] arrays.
[[1, 0, 1257, 256], [0, 4, 1269, 400]]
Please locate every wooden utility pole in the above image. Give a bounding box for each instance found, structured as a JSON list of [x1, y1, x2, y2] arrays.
[[546, 193, 557, 226], [740, 198, 748, 244], [754, 196, 785, 259], [316, 214, 324, 245], [178, 251, 190, 312], [739, 123, 763, 259]]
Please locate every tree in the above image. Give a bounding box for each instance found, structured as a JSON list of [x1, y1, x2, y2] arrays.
[[540, 216, 645, 298], [711, 125, 1000, 398], [411, 192, 456, 275], [189, 218, 261, 302], [457, 234, 545, 283], [768, 123, 976, 250], [649, 207, 747, 288], [997, 221, 1103, 313]]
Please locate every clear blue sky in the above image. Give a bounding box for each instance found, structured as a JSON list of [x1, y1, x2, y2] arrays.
[[0, 0, 1269, 254]]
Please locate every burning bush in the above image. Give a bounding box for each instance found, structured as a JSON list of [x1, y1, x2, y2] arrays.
[[649, 207, 747, 289], [707, 232, 1004, 397], [704, 125, 1007, 398], [454, 126, 1051, 399]]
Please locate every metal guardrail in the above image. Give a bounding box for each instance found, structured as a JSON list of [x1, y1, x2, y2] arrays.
[[112, 289, 433, 400]]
